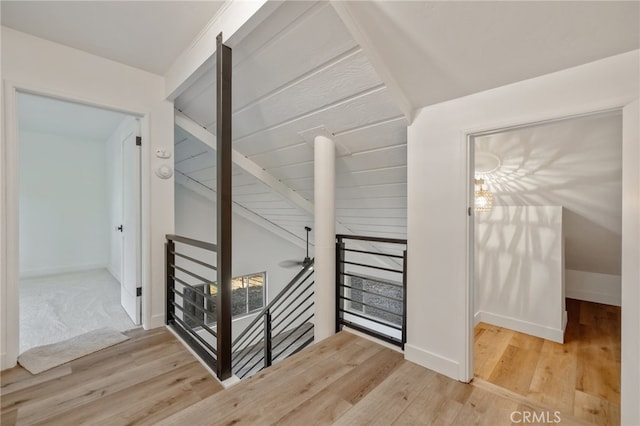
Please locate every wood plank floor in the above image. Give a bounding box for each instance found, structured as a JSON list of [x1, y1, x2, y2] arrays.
[[474, 299, 620, 425], [160, 331, 587, 426], [1, 327, 224, 425], [2, 303, 615, 425]]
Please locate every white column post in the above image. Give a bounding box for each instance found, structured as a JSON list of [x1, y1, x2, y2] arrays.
[[313, 134, 336, 342]]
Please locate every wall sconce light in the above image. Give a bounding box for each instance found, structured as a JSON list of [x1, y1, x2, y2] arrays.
[[474, 178, 493, 212]]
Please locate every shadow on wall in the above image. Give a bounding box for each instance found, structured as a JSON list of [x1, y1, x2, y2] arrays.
[[474, 111, 622, 276], [475, 206, 565, 342]]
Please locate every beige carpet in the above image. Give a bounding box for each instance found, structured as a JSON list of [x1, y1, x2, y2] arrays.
[[17, 327, 130, 374]]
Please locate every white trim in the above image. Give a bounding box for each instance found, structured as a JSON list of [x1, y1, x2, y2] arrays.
[[1, 80, 151, 370], [341, 326, 403, 354], [565, 269, 621, 307], [404, 343, 460, 380], [20, 263, 109, 279], [475, 311, 567, 344]]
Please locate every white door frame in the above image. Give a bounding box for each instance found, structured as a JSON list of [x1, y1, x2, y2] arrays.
[[1, 80, 151, 368], [465, 108, 624, 377]]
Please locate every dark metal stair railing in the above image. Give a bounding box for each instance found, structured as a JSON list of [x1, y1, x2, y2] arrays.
[[336, 234, 407, 348], [231, 261, 315, 379], [165, 234, 220, 374]]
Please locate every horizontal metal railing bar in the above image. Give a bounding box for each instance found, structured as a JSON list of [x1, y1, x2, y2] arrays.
[[242, 354, 266, 379], [172, 315, 218, 355], [167, 234, 217, 252], [232, 328, 265, 367], [341, 272, 404, 289], [232, 263, 314, 348], [289, 336, 315, 357], [235, 340, 266, 375], [232, 321, 264, 356], [272, 320, 313, 352], [172, 264, 214, 288], [270, 280, 314, 323], [171, 287, 215, 319], [268, 270, 314, 314], [272, 295, 314, 336], [272, 294, 314, 334], [341, 247, 404, 259], [339, 295, 403, 318], [171, 300, 218, 338], [272, 316, 314, 360], [340, 320, 402, 347], [340, 283, 404, 303], [340, 260, 403, 274], [172, 275, 217, 304], [173, 251, 217, 271], [336, 234, 407, 245], [169, 322, 218, 368], [338, 308, 403, 331]]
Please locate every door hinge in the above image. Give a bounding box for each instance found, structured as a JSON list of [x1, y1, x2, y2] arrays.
[[136, 136, 142, 146], [468, 207, 472, 216], [136, 287, 142, 297]]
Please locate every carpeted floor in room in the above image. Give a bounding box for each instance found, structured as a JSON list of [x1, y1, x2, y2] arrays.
[[19, 268, 137, 353]]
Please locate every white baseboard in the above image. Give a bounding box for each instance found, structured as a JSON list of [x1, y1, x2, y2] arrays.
[[1, 351, 17, 371], [476, 311, 566, 343], [20, 263, 107, 279], [106, 264, 121, 283], [565, 269, 621, 306], [146, 314, 166, 330], [404, 343, 460, 380]]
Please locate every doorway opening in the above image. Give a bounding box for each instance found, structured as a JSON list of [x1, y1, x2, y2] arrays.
[[17, 92, 142, 353], [469, 110, 623, 423]]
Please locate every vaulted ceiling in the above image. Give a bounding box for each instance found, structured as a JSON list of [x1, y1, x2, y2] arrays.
[[3, 0, 638, 249]]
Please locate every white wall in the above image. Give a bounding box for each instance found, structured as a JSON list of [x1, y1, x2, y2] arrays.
[[174, 183, 308, 339], [18, 131, 109, 277], [475, 206, 566, 342], [406, 50, 638, 422], [1, 27, 174, 369]]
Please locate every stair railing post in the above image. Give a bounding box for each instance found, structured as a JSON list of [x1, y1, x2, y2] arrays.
[[215, 32, 233, 381], [165, 239, 175, 325], [402, 249, 408, 349], [264, 310, 272, 368], [335, 237, 345, 333]]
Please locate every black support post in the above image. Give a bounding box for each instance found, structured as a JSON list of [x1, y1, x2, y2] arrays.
[[166, 240, 175, 325], [402, 249, 408, 349], [216, 32, 233, 381], [264, 311, 272, 368], [335, 238, 345, 333]]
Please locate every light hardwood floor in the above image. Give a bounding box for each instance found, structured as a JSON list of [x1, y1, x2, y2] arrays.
[[1, 304, 613, 425], [1, 327, 224, 425], [474, 298, 620, 425]]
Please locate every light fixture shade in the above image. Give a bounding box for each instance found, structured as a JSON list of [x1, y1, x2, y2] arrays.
[[474, 188, 493, 212], [474, 178, 493, 212]]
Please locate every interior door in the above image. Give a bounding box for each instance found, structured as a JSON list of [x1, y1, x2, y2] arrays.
[[121, 122, 141, 325]]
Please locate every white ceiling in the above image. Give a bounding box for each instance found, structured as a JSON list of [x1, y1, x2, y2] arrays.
[[5, 0, 634, 249], [0, 1, 225, 75], [175, 1, 407, 244], [18, 92, 128, 141], [475, 111, 623, 276], [335, 1, 640, 110]]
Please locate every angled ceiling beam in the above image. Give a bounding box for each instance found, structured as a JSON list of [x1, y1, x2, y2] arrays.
[[165, 0, 282, 100], [176, 112, 402, 269], [175, 111, 314, 215], [330, 0, 415, 124]]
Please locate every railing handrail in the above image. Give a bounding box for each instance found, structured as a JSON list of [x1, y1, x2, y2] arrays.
[[336, 234, 407, 245], [167, 234, 218, 252], [232, 260, 314, 349]]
